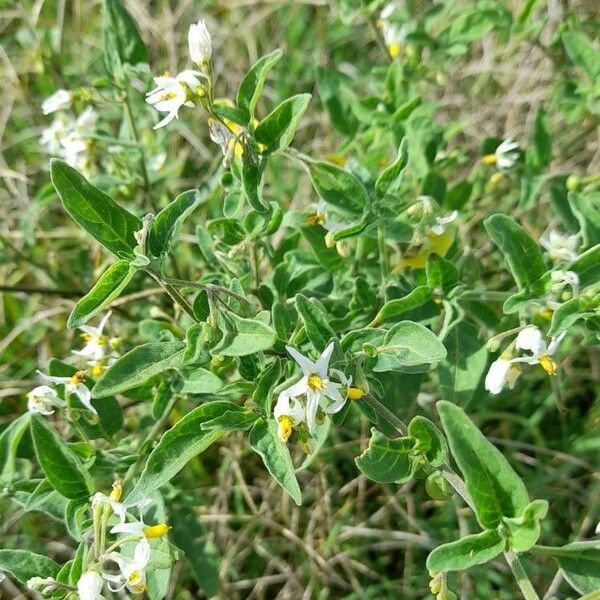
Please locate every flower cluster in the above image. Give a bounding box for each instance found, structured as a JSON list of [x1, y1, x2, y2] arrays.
[[273, 343, 363, 443], [27, 313, 119, 417], [145, 19, 212, 129]]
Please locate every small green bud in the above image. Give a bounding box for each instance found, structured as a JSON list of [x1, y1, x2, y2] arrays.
[[566, 175, 580, 191], [220, 171, 234, 188]]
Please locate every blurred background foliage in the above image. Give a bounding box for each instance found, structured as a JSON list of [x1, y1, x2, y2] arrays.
[[1, 0, 599, 598]]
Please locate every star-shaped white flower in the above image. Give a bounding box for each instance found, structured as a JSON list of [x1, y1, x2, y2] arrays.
[[273, 392, 305, 442], [540, 229, 580, 263], [103, 539, 150, 595], [146, 70, 203, 129], [282, 342, 346, 432], [74, 311, 112, 362], [42, 89, 72, 115], [38, 370, 96, 414]]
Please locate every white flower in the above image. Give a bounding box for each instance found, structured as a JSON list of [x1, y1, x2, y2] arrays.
[[484, 359, 520, 395], [77, 571, 104, 600], [38, 370, 96, 414], [307, 201, 345, 233], [188, 19, 212, 72], [103, 538, 150, 594], [74, 312, 112, 362], [485, 326, 566, 394], [27, 385, 65, 415], [540, 229, 580, 263], [273, 392, 305, 442], [109, 496, 168, 540], [495, 138, 520, 169], [42, 89, 72, 115], [282, 342, 346, 432], [146, 70, 203, 129], [431, 211, 458, 235]]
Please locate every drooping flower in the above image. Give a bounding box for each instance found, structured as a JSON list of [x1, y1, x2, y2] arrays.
[[42, 89, 72, 115], [77, 571, 104, 600], [38, 370, 96, 414], [540, 229, 579, 263], [146, 70, 204, 129], [485, 326, 565, 394], [430, 211, 458, 235], [273, 392, 305, 442], [188, 19, 212, 73], [482, 138, 520, 170], [103, 538, 150, 595], [26, 385, 66, 415], [109, 494, 169, 539], [74, 312, 112, 363], [281, 343, 346, 432]]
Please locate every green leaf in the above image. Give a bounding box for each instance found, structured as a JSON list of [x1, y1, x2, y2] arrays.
[[308, 161, 369, 215], [375, 138, 409, 198], [0, 549, 60, 584], [255, 94, 311, 154], [252, 359, 282, 414], [408, 416, 448, 467], [200, 407, 258, 431], [355, 429, 418, 483], [0, 413, 30, 484], [562, 32, 600, 81], [103, 0, 148, 76], [437, 322, 488, 408], [570, 192, 600, 249], [315, 66, 359, 136], [93, 341, 185, 398], [68, 260, 134, 328], [538, 542, 600, 594], [212, 312, 276, 357], [437, 401, 529, 529], [50, 159, 142, 259], [426, 255, 458, 295], [30, 414, 93, 500], [170, 506, 221, 596], [249, 418, 302, 505], [241, 152, 269, 213], [426, 530, 505, 572], [370, 286, 432, 326], [548, 298, 592, 336], [569, 243, 600, 287], [526, 108, 552, 171], [484, 214, 546, 291], [374, 321, 447, 373], [180, 367, 223, 395], [125, 401, 233, 503], [148, 189, 204, 257], [295, 294, 336, 352], [503, 499, 548, 552], [237, 49, 283, 122]]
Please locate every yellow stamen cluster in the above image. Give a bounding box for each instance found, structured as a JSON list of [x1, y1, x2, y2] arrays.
[[91, 364, 105, 378], [110, 480, 122, 502], [128, 571, 146, 593], [539, 354, 557, 375], [277, 415, 294, 442], [307, 373, 327, 392], [388, 42, 402, 58], [481, 153, 497, 165], [307, 212, 326, 226], [347, 387, 365, 400], [143, 523, 170, 539]]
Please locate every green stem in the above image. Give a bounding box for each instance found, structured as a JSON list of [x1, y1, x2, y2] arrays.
[[123, 93, 151, 196], [146, 270, 198, 322], [377, 224, 389, 290], [361, 395, 408, 436], [504, 549, 540, 600]]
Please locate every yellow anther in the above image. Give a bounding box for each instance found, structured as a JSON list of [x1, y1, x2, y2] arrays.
[[69, 371, 86, 385], [388, 42, 402, 58], [110, 480, 122, 502], [347, 387, 365, 400], [307, 212, 326, 226], [160, 91, 177, 101], [481, 153, 497, 165], [143, 523, 170, 538], [277, 415, 294, 443], [307, 373, 326, 392], [128, 571, 146, 593], [539, 355, 557, 376], [489, 171, 504, 186]]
